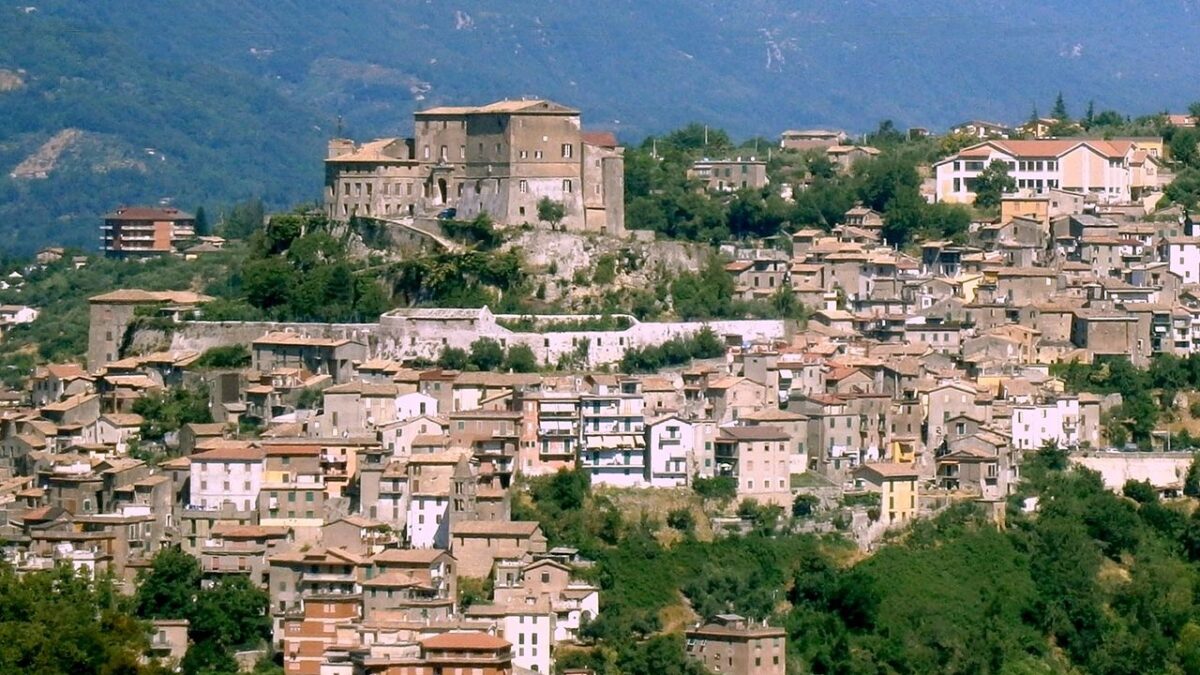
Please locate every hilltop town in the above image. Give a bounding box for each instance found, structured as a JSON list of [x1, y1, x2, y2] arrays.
[[6, 97, 1200, 674]]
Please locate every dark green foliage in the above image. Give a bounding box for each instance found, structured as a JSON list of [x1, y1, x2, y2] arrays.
[[389, 249, 526, 308], [436, 346, 469, 371], [497, 314, 633, 333], [792, 494, 819, 518], [670, 257, 734, 319], [1052, 91, 1070, 120], [0, 563, 153, 674], [1050, 355, 1194, 444], [972, 159, 1017, 209], [440, 214, 500, 250], [136, 548, 269, 673], [666, 508, 695, 534], [691, 474, 737, 502], [467, 338, 505, 371], [619, 327, 724, 373], [536, 197, 566, 227], [220, 200, 267, 240], [501, 344, 538, 373], [1186, 455, 1200, 498], [194, 207, 210, 237], [194, 344, 250, 369], [135, 546, 201, 620], [1123, 479, 1158, 504], [592, 254, 618, 286], [132, 386, 213, 440]]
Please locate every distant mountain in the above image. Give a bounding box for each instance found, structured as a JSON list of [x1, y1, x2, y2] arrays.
[[2, 0, 1200, 253]]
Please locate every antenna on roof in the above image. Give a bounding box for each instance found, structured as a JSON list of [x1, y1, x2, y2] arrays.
[[335, 115, 343, 138]]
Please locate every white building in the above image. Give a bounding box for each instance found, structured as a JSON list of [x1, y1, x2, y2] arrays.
[[646, 414, 693, 488], [934, 138, 1163, 205], [578, 393, 646, 487], [396, 391, 438, 420], [188, 447, 265, 510], [1161, 237, 1200, 284], [406, 493, 449, 549], [1011, 398, 1081, 451]]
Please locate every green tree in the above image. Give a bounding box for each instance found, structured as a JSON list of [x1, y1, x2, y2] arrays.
[[437, 346, 468, 371], [220, 198, 265, 239], [188, 575, 270, 652], [1122, 479, 1158, 504], [136, 547, 202, 620], [502, 344, 538, 373], [194, 344, 251, 369], [1171, 130, 1200, 170], [666, 508, 696, 534], [1052, 92, 1069, 121], [693, 475, 737, 502], [133, 386, 213, 440], [537, 197, 566, 228], [1185, 455, 1200, 498], [972, 159, 1017, 209], [468, 338, 505, 371], [194, 206, 210, 237]]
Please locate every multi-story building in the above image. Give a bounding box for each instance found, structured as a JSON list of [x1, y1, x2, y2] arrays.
[[685, 614, 787, 675], [456, 100, 625, 235], [779, 128, 847, 151], [326, 99, 625, 235], [578, 392, 646, 487], [688, 158, 768, 192], [714, 426, 792, 506], [101, 206, 195, 258], [934, 138, 1164, 204], [188, 446, 265, 511], [854, 462, 920, 526], [645, 414, 694, 488], [250, 332, 366, 385]]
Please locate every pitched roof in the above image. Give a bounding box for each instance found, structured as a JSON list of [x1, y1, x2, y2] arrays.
[[451, 520, 541, 536], [856, 462, 920, 479], [719, 425, 790, 442], [420, 631, 510, 651]]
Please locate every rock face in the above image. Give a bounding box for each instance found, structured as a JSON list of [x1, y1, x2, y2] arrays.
[[503, 230, 709, 305], [10, 129, 82, 179], [0, 69, 24, 92]]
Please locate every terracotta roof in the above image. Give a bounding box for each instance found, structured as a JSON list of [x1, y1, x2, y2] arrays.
[[581, 131, 619, 147], [451, 520, 541, 536], [420, 631, 510, 651], [104, 206, 193, 221], [372, 548, 449, 565], [190, 446, 264, 462], [719, 425, 790, 442]]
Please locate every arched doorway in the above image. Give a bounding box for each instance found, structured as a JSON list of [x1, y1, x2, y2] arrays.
[[437, 178, 448, 204]]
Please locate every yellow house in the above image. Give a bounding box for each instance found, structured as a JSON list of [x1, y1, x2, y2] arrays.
[[1000, 195, 1050, 228], [854, 462, 920, 526]]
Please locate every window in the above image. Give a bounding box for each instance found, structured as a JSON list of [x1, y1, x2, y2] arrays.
[[563, 179, 573, 192], [534, 150, 543, 159], [423, 145, 430, 159], [519, 179, 528, 193], [562, 143, 573, 158]]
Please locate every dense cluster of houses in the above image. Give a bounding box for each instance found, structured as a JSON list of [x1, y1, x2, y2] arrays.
[[6, 114, 1200, 673]]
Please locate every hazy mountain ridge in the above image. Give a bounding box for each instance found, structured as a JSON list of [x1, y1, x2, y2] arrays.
[[0, 1, 1198, 252]]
